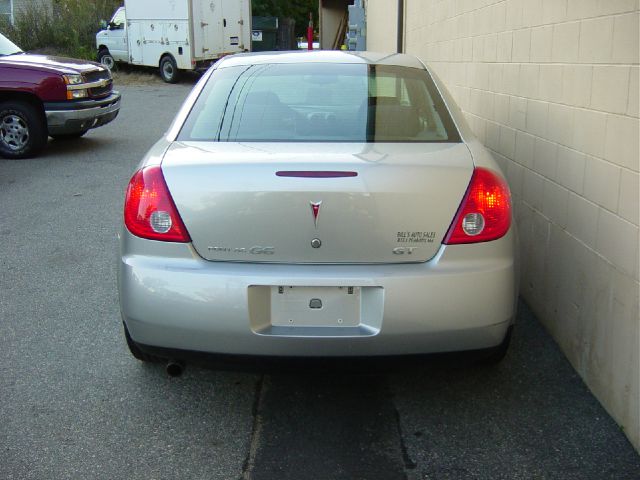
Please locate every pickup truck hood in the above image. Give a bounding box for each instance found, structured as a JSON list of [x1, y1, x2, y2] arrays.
[[0, 53, 104, 74]]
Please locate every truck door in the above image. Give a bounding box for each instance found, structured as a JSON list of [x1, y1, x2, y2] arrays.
[[105, 7, 128, 61], [220, 0, 249, 52], [127, 21, 143, 65], [193, 1, 223, 59]]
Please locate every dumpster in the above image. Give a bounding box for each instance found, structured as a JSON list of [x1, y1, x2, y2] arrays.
[[252, 16, 278, 51]]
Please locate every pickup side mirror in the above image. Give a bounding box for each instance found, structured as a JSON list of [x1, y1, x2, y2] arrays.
[[99, 20, 108, 30]]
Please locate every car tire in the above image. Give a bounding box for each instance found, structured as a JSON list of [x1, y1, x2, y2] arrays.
[[50, 130, 89, 140], [159, 55, 180, 83], [0, 101, 47, 159], [123, 323, 162, 363], [98, 49, 116, 71]]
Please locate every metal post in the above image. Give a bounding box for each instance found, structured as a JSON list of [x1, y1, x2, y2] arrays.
[[397, 0, 404, 53], [307, 12, 314, 50]]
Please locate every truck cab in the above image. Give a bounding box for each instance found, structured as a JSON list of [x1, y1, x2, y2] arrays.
[[96, 7, 128, 70]]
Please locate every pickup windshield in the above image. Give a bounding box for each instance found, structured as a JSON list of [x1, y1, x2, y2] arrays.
[[0, 33, 22, 56], [179, 63, 461, 143]]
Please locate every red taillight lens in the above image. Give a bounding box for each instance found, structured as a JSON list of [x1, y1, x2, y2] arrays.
[[444, 167, 512, 245], [124, 165, 191, 243]]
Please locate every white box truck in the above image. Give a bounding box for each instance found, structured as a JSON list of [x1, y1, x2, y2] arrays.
[[96, 0, 251, 83]]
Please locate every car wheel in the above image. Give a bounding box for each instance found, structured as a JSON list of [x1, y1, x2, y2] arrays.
[[159, 55, 180, 83], [123, 323, 162, 363], [98, 49, 116, 71], [0, 101, 47, 159], [50, 130, 89, 140]]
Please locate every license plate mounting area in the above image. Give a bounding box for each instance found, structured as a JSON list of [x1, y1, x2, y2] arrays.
[[270, 286, 361, 327]]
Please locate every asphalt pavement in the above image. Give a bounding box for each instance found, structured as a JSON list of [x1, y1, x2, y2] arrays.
[[1, 81, 638, 480]]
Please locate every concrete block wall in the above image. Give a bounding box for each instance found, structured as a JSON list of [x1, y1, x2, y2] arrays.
[[367, 0, 639, 449]]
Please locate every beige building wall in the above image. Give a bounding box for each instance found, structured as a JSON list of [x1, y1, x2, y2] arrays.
[[366, 0, 399, 52], [366, 0, 640, 449]]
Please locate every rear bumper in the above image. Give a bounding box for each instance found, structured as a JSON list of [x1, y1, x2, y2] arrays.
[[119, 228, 518, 357], [44, 92, 121, 135]]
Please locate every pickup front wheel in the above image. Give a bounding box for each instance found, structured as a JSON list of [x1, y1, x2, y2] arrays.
[[0, 101, 47, 159]]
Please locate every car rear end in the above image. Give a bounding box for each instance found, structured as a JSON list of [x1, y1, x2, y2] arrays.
[[118, 51, 517, 360]]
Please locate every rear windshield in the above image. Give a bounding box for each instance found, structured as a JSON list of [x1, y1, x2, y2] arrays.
[[178, 63, 461, 143]]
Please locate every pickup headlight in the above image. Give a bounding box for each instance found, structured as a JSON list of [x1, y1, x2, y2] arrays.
[[67, 89, 88, 99], [63, 74, 89, 99], [63, 74, 84, 85]]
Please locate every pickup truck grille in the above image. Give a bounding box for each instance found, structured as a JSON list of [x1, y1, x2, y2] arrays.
[[83, 70, 110, 84], [83, 69, 112, 99], [88, 82, 112, 98]]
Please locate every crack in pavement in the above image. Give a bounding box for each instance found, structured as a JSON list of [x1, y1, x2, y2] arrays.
[[242, 374, 266, 480]]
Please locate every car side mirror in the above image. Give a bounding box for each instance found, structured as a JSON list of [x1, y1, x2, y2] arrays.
[[99, 20, 108, 30]]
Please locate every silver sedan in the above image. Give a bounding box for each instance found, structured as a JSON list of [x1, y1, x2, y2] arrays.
[[118, 51, 518, 371]]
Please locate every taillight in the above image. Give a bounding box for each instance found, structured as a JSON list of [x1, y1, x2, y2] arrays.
[[124, 165, 191, 242], [444, 167, 511, 244]]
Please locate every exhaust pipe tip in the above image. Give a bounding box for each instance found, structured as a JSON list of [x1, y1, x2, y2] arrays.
[[166, 359, 185, 377]]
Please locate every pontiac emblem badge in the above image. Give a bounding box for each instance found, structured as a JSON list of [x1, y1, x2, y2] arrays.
[[310, 201, 322, 228]]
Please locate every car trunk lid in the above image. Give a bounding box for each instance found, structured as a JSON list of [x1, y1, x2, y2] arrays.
[[161, 141, 473, 264]]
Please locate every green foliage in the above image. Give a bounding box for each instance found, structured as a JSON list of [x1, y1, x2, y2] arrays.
[[0, 0, 121, 59], [252, 0, 319, 37]]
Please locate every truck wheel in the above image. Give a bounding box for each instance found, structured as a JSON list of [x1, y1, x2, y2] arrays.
[[159, 55, 180, 83], [0, 101, 47, 159], [98, 49, 116, 71]]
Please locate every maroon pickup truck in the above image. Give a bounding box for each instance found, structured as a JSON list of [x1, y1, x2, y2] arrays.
[[0, 33, 121, 159]]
